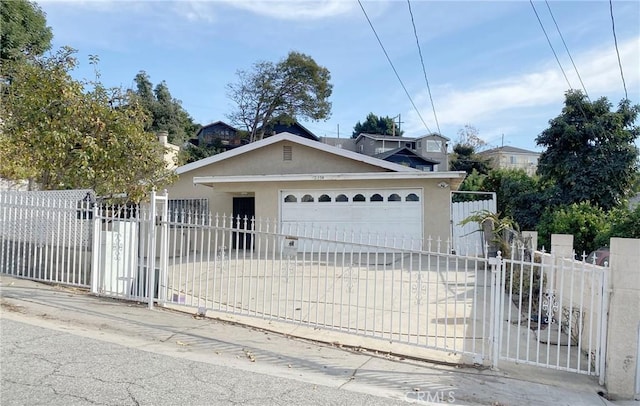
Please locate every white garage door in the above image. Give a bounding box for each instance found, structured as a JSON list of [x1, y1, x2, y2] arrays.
[[280, 188, 423, 250]]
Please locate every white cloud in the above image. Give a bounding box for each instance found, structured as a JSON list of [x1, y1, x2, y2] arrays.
[[222, 0, 356, 20], [404, 36, 640, 135]]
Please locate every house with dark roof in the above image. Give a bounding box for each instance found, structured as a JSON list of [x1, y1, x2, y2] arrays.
[[260, 120, 319, 141], [323, 132, 450, 171], [374, 147, 440, 172], [190, 121, 245, 151], [478, 146, 540, 176]]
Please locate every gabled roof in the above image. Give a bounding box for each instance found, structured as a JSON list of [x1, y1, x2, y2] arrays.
[[196, 121, 239, 136], [374, 147, 440, 164], [262, 121, 319, 141], [414, 133, 450, 141], [480, 146, 540, 155], [176, 132, 422, 175]]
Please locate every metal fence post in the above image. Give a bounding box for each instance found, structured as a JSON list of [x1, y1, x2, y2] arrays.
[[90, 203, 100, 294], [158, 190, 169, 306], [489, 252, 503, 369], [148, 190, 157, 310]]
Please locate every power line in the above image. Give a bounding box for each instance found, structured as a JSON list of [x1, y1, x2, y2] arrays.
[[544, 0, 589, 99], [609, 0, 628, 100], [530, 1, 592, 129], [529, 0, 573, 90], [357, 0, 432, 134], [406, 0, 441, 134]]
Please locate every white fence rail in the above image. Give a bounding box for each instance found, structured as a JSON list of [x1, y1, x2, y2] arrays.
[[119, 206, 495, 363], [0, 190, 93, 287], [495, 246, 608, 375]]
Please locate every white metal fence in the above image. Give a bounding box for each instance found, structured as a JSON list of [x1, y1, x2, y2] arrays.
[[0, 190, 94, 287], [176, 216, 490, 361], [1, 189, 609, 377], [493, 246, 609, 376], [90, 191, 168, 306]]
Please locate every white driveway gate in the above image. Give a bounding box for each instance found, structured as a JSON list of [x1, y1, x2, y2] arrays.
[[490, 247, 609, 379], [451, 192, 496, 256]]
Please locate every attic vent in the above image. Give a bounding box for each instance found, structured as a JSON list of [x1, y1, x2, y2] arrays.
[[283, 145, 292, 161]]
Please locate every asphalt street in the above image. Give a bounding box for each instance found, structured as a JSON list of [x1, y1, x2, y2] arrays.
[[0, 276, 616, 406], [1, 318, 406, 406]]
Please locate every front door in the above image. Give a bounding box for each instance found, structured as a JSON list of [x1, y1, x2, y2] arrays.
[[232, 197, 255, 249]]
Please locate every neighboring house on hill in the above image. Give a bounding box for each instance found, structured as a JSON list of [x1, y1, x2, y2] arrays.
[[190, 121, 244, 151], [374, 147, 439, 172], [260, 120, 319, 141], [354, 133, 418, 156], [479, 146, 540, 176], [169, 132, 467, 249], [414, 133, 450, 171], [349, 132, 449, 171]]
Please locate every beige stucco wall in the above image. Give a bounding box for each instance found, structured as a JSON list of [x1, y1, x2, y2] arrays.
[[201, 142, 388, 176], [168, 177, 454, 245], [166, 140, 458, 247]]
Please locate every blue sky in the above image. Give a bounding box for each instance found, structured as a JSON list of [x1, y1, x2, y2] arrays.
[[38, 0, 639, 151]]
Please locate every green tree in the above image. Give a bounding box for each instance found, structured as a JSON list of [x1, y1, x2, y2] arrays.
[[227, 51, 332, 142], [131, 71, 200, 146], [180, 142, 223, 164], [482, 169, 547, 230], [0, 0, 52, 66], [536, 90, 640, 210], [351, 113, 402, 138], [456, 124, 486, 151], [449, 144, 491, 175], [536, 201, 608, 255], [0, 48, 174, 202]]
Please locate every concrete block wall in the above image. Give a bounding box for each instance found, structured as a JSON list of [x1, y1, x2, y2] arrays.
[[605, 238, 640, 400]]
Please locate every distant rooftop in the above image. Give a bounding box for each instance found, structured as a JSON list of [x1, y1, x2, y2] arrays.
[[480, 145, 540, 155]]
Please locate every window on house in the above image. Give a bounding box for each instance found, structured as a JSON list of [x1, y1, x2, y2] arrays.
[[370, 193, 383, 202], [510, 156, 517, 164], [301, 194, 314, 202], [353, 194, 366, 202], [417, 141, 421, 149], [388, 193, 401, 201], [319, 194, 331, 202], [335, 194, 348, 202], [284, 194, 297, 203], [406, 193, 419, 202], [283, 145, 293, 161], [426, 140, 442, 152]]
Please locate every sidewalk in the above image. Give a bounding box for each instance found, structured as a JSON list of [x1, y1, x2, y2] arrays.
[[0, 275, 621, 405]]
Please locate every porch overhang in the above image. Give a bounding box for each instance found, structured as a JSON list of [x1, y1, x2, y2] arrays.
[[192, 171, 467, 190]]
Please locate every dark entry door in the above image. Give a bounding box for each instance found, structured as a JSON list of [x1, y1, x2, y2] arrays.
[[232, 197, 255, 249]]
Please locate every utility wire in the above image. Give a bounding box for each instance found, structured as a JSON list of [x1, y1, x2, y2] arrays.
[[357, 0, 432, 133], [609, 0, 628, 100], [407, 0, 441, 134], [529, 0, 573, 91], [544, 0, 589, 100], [530, 0, 592, 128]]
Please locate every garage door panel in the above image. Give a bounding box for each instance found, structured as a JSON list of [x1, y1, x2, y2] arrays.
[[280, 188, 423, 250]]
